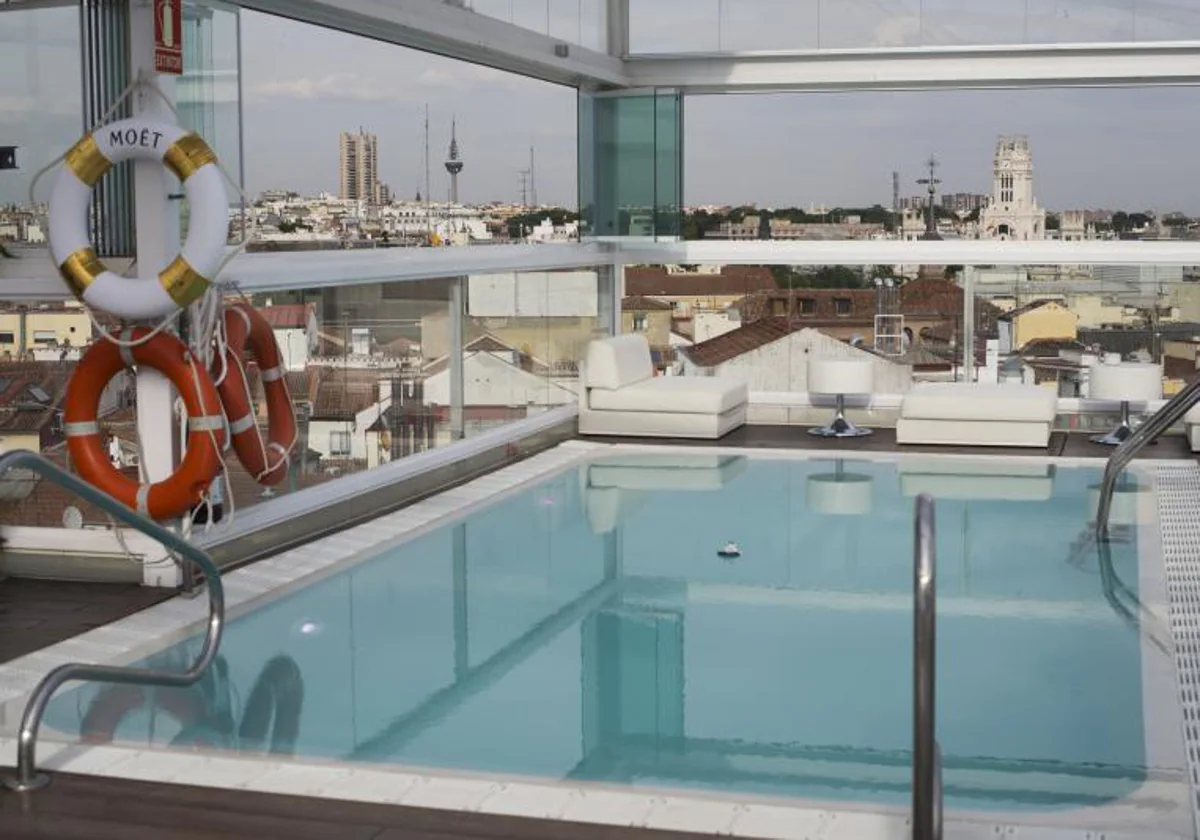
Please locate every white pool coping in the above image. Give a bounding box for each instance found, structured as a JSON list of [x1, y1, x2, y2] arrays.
[[0, 440, 1195, 840]]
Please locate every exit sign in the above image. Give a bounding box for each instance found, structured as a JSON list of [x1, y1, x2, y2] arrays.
[[154, 0, 183, 75]]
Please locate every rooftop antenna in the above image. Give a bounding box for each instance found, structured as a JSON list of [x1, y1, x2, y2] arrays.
[[529, 144, 537, 208], [423, 104, 432, 242], [518, 168, 530, 208], [444, 116, 463, 204], [892, 170, 900, 232]]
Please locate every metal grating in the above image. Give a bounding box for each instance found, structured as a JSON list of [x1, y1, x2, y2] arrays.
[[1155, 462, 1200, 839]]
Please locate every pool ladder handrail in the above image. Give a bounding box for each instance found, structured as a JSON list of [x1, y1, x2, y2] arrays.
[[0, 449, 224, 793], [1096, 372, 1200, 537], [913, 494, 943, 840]]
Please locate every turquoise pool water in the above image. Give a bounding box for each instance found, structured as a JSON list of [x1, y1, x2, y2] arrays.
[[46, 454, 1149, 810]]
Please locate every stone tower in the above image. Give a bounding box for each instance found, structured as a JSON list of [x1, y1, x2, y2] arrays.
[[980, 135, 1046, 241]]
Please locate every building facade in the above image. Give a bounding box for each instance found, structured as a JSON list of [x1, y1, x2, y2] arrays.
[[339, 129, 382, 204], [980, 136, 1047, 241]]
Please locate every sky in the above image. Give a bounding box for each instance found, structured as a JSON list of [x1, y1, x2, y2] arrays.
[[4, 2, 1200, 212]]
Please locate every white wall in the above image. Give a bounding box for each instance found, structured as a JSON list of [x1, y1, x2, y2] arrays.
[[425, 352, 576, 407], [682, 328, 913, 394], [273, 327, 311, 372], [467, 271, 599, 318], [694, 311, 740, 343]]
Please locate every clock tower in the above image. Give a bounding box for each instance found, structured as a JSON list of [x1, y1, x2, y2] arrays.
[[980, 135, 1046, 241]]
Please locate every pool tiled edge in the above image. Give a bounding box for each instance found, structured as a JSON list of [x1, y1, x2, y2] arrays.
[[0, 443, 1194, 840]]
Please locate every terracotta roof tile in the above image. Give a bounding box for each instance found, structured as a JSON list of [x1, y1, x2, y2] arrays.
[[681, 317, 800, 367], [622, 296, 672, 311]]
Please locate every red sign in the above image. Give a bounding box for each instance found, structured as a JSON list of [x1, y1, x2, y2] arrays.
[[154, 0, 183, 75]]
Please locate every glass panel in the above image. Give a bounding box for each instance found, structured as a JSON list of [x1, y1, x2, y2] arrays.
[[451, 0, 604, 50], [630, 0, 1200, 51], [461, 267, 607, 438], [719, 0, 820, 51], [629, 0, 720, 53], [180, 1, 242, 188], [0, 4, 82, 232], [579, 90, 682, 240]]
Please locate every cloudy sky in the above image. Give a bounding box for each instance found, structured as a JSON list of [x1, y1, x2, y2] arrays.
[[4, 1, 1200, 212]]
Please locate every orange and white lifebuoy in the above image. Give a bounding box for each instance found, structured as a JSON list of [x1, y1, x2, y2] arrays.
[[216, 301, 296, 486], [65, 327, 226, 520]]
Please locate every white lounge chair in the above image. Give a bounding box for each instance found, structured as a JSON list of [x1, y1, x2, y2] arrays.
[[1185, 404, 1200, 452], [896, 383, 1058, 448], [578, 335, 748, 439]]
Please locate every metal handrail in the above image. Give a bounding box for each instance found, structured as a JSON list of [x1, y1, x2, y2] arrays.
[[913, 494, 943, 840], [0, 449, 224, 793], [1096, 373, 1200, 537]]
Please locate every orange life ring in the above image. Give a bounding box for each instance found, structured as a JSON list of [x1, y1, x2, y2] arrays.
[[216, 301, 296, 486], [65, 327, 226, 520]]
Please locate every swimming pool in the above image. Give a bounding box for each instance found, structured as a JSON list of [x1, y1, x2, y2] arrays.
[[43, 450, 1167, 813]]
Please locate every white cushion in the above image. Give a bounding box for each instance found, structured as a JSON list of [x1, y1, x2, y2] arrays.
[[1089, 362, 1162, 402], [1187, 403, 1200, 424], [588, 376, 748, 414], [585, 335, 653, 390], [808, 357, 874, 396], [900, 383, 1056, 423]]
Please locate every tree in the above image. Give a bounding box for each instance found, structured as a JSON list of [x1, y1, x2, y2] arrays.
[[1045, 213, 1060, 232], [1111, 211, 1129, 233]]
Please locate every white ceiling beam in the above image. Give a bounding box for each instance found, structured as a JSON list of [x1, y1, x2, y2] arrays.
[[617, 239, 1200, 267], [225, 0, 627, 88], [625, 41, 1200, 93]]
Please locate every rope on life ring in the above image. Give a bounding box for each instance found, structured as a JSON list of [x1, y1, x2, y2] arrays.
[[48, 117, 227, 320], [216, 302, 297, 486], [64, 327, 226, 520]]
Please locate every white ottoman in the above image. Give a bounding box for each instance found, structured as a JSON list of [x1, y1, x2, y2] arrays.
[[896, 383, 1057, 447], [808, 357, 873, 438], [1089, 361, 1162, 445]]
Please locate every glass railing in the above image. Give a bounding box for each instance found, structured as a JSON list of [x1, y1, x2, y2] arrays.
[[446, 0, 608, 52], [616, 255, 1199, 433], [628, 0, 1200, 54]]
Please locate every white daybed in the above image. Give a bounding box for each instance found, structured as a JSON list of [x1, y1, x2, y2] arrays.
[[896, 383, 1058, 448], [578, 335, 748, 439]]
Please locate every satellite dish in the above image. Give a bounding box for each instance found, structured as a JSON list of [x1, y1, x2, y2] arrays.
[[62, 506, 83, 529]]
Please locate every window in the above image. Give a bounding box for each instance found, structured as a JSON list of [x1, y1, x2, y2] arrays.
[[834, 298, 852, 315], [32, 330, 56, 344], [799, 298, 816, 315], [329, 430, 351, 456], [632, 313, 647, 331], [0, 332, 14, 345], [771, 300, 788, 316]]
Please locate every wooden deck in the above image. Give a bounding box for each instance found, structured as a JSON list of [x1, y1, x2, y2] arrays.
[[0, 769, 710, 840]]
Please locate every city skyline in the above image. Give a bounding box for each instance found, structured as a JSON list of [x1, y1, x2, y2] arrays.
[[4, 8, 1200, 212]]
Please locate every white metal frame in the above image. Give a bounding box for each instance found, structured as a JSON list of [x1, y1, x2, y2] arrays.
[[624, 41, 1200, 92]]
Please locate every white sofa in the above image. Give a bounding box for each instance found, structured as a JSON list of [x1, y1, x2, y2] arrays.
[[1186, 404, 1200, 452], [896, 383, 1058, 448], [578, 335, 748, 438]]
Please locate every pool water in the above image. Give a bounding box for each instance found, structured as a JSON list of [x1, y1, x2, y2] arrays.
[[46, 453, 1150, 811]]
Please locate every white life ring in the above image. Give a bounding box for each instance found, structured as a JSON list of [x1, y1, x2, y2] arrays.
[[48, 118, 227, 320]]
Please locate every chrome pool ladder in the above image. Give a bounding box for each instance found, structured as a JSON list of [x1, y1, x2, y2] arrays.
[[913, 494, 943, 840], [1096, 373, 1200, 537], [0, 449, 224, 793]]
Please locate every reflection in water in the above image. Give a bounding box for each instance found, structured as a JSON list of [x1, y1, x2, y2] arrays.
[[80, 653, 304, 755], [47, 457, 1156, 813]]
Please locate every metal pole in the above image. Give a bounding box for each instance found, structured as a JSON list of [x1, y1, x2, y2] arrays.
[[130, 0, 183, 587], [961, 266, 975, 383], [913, 494, 941, 840], [450, 276, 465, 440]]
